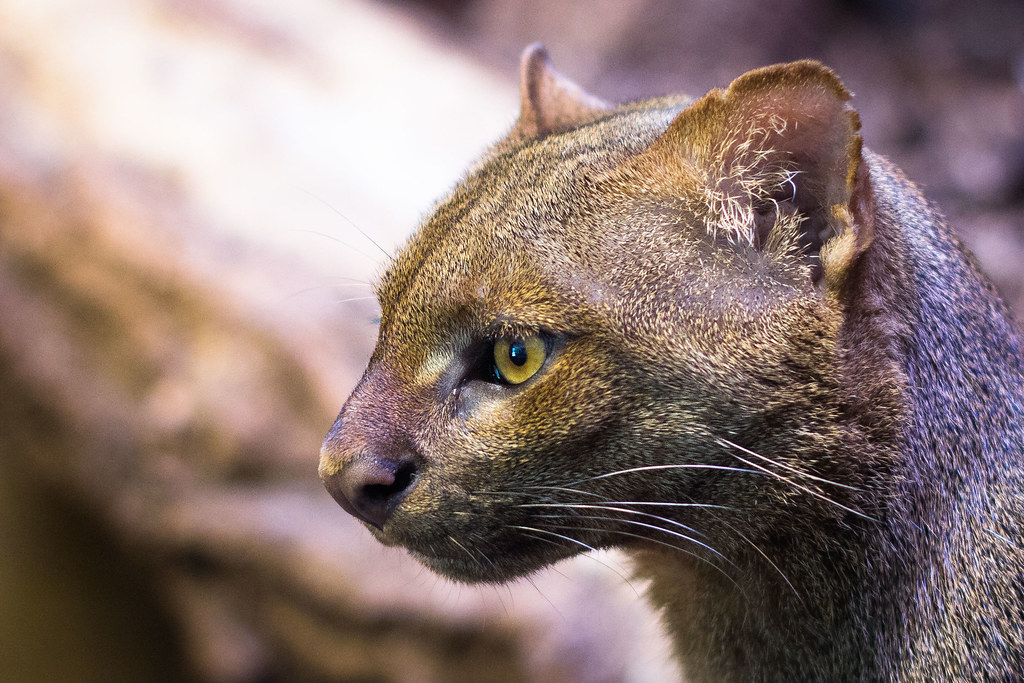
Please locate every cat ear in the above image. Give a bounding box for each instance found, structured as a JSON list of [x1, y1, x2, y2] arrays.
[[512, 44, 614, 139], [625, 60, 873, 294]]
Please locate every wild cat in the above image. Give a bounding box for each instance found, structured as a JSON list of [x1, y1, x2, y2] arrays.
[[320, 46, 1024, 680]]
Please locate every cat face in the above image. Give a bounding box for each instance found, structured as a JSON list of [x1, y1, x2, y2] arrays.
[[320, 48, 872, 582]]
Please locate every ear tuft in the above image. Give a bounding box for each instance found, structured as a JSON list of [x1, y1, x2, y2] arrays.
[[620, 60, 874, 294], [513, 44, 614, 139]]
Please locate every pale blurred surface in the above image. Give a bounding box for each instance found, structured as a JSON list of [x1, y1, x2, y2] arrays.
[[0, 0, 1021, 681]]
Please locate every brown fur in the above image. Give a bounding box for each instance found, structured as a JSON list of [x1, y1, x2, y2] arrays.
[[320, 45, 1024, 680]]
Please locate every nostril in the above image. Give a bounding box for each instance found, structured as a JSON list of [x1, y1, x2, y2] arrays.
[[323, 454, 420, 530], [361, 460, 418, 504]]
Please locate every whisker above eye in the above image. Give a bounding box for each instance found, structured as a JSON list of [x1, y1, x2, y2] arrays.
[[286, 227, 384, 264], [282, 282, 375, 304], [332, 295, 380, 306], [321, 275, 375, 285], [295, 189, 395, 263]]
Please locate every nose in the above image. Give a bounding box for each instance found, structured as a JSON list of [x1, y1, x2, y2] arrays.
[[321, 452, 419, 530]]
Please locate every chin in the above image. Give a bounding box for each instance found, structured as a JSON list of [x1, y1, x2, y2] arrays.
[[403, 537, 579, 585], [408, 552, 509, 583]]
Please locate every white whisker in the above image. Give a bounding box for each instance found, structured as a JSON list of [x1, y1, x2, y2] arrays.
[[522, 485, 609, 499], [716, 437, 862, 491], [282, 282, 375, 305], [546, 523, 743, 595], [286, 227, 382, 264], [448, 535, 483, 569], [724, 522, 801, 600], [516, 502, 707, 538], [569, 463, 769, 486], [332, 295, 379, 306], [296, 188, 394, 263], [509, 525, 598, 553], [321, 275, 374, 286], [724, 449, 874, 521], [511, 525, 638, 591], [549, 514, 731, 563]]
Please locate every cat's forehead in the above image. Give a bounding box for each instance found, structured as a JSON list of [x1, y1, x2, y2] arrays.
[[379, 102, 691, 292], [377, 192, 594, 337], [378, 145, 601, 306], [372, 97, 743, 352]]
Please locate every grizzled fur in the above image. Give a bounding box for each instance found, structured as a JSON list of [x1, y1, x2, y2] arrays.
[[320, 46, 1024, 680]]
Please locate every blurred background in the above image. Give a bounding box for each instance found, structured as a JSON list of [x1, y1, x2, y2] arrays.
[[0, 0, 1021, 681]]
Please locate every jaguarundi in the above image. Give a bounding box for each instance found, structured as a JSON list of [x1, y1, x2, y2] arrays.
[[320, 45, 1024, 680]]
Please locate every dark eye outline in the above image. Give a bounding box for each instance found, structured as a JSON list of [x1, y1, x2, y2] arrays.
[[465, 332, 556, 387]]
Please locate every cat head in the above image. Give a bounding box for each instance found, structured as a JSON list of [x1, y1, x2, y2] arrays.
[[319, 46, 875, 582]]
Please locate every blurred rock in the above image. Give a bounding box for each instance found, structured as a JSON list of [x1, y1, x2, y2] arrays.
[[0, 0, 675, 681]]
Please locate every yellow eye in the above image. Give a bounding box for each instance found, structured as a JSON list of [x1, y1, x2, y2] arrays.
[[492, 335, 547, 385]]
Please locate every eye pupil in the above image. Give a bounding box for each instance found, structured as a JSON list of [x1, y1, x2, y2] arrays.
[[508, 340, 528, 366], [490, 334, 547, 385]]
